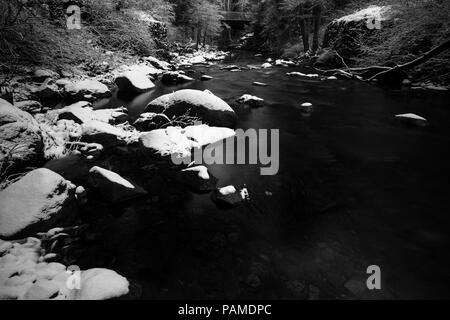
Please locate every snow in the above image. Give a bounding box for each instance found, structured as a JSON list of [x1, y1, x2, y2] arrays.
[[219, 185, 237, 196], [182, 166, 210, 180], [301, 102, 313, 107], [287, 72, 320, 78], [252, 82, 268, 86], [115, 70, 155, 92], [336, 5, 392, 23], [238, 94, 264, 104], [89, 166, 135, 189], [261, 63, 272, 68], [395, 113, 427, 121]]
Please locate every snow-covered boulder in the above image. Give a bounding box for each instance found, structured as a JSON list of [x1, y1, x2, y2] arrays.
[[80, 120, 131, 148], [0, 168, 78, 238], [261, 63, 272, 69], [64, 79, 111, 101], [145, 89, 237, 128], [33, 69, 59, 82], [145, 56, 172, 70], [115, 70, 155, 95], [88, 166, 147, 203], [287, 72, 320, 78], [0, 98, 43, 168], [139, 125, 236, 161], [0, 237, 130, 300], [14, 100, 44, 114], [395, 113, 428, 127], [132, 112, 170, 131], [58, 102, 128, 125], [175, 165, 218, 193], [237, 94, 265, 108]]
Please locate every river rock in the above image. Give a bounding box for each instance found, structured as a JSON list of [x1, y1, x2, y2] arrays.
[[139, 125, 236, 161], [44, 154, 90, 181], [0, 98, 43, 167], [88, 166, 148, 203], [0, 237, 129, 300], [145, 89, 237, 128], [80, 120, 130, 147], [237, 94, 265, 108], [252, 82, 268, 86], [0, 168, 78, 238], [175, 165, 218, 193], [211, 185, 249, 208], [115, 71, 155, 95], [32, 79, 61, 101], [261, 63, 272, 69], [145, 56, 172, 70], [14, 100, 44, 114], [394, 113, 428, 127], [161, 71, 194, 84], [314, 50, 344, 68], [201, 75, 213, 81], [132, 112, 170, 131], [33, 69, 59, 83], [64, 79, 111, 101]]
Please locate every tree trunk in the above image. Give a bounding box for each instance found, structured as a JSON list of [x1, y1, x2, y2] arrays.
[[299, 6, 309, 53], [312, 4, 321, 53]]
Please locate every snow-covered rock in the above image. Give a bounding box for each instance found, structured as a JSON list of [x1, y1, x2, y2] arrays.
[[88, 166, 147, 203], [287, 72, 320, 78], [58, 102, 128, 125], [335, 5, 392, 24], [0, 168, 78, 238], [161, 71, 194, 84], [201, 75, 213, 81], [33, 69, 59, 82], [395, 113, 428, 127], [145, 89, 237, 128], [261, 63, 272, 69], [211, 185, 248, 208], [237, 94, 265, 108], [80, 120, 132, 148], [0, 237, 129, 300], [64, 79, 111, 101], [145, 56, 172, 70], [132, 112, 170, 131], [115, 70, 155, 95], [252, 82, 268, 86], [139, 125, 236, 161], [14, 100, 44, 114], [176, 165, 218, 193], [0, 98, 43, 167]]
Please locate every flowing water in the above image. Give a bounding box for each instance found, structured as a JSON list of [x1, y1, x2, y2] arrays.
[[87, 53, 450, 299]]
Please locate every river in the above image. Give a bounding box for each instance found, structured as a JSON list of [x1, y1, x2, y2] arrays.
[[87, 53, 450, 299]]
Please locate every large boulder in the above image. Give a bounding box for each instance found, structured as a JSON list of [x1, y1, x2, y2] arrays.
[[88, 166, 148, 203], [145, 89, 237, 128], [0, 98, 43, 167], [64, 79, 111, 101], [75, 268, 130, 300], [139, 125, 236, 161], [322, 6, 394, 62], [115, 71, 155, 96], [0, 168, 78, 239]]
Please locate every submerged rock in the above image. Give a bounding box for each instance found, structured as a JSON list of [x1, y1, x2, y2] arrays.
[[115, 71, 155, 96], [145, 89, 237, 128], [0, 168, 78, 238], [88, 166, 147, 203]]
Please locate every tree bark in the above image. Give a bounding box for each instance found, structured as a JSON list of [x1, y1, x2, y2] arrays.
[[312, 4, 321, 53], [299, 6, 309, 53]]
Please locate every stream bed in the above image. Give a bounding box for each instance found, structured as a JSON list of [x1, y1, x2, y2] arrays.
[[83, 53, 450, 299]]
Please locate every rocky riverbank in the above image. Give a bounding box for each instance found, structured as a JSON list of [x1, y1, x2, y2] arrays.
[[0, 48, 253, 300]]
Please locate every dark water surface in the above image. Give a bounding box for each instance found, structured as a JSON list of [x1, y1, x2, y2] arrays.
[[89, 54, 450, 299]]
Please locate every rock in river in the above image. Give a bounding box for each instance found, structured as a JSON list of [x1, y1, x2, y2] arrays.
[[63, 79, 111, 101], [145, 89, 237, 128], [395, 113, 428, 127], [115, 70, 155, 96], [0, 168, 78, 239], [88, 166, 148, 203], [237, 94, 265, 108], [175, 165, 218, 193]]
